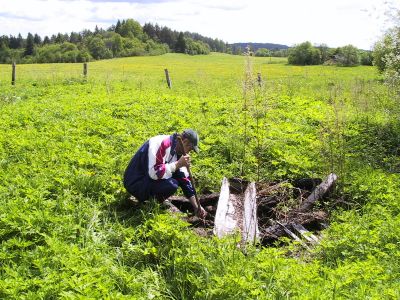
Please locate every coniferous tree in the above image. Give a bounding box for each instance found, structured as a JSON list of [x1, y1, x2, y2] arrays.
[[43, 36, 50, 44], [16, 33, 24, 48], [175, 32, 186, 53], [33, 33, 42, 45], [80, 29, 93, 39], [155, 24, 161, 40], [9, 35, 20, 49], [160, 27, 176, 48], [143, 23, 157, 40], [25, 33, 35, 55], [55, 33, 68, 43], [69, 32, 81, 44], [115, 20, 122, 34], [50, 34, 57, 43]]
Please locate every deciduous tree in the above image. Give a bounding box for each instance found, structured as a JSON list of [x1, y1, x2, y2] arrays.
[[335, 45, 360, 66], [288, 41, 321, 65]]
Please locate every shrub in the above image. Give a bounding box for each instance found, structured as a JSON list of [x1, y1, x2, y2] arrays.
[[360, 50, 373, 65], [288, 41, 321, 65], [185, 38, 210, 55], [33, 43, 92, 63], [335, 45, 360, 66]]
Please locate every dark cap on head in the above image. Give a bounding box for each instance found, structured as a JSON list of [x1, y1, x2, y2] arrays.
[[182, 129, 199, 153]]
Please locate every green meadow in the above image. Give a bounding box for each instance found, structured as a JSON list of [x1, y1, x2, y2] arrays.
[[0, 53, 399, 299]]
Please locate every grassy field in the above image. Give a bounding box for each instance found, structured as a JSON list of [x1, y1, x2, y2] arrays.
[[0, 53, 399, 299]]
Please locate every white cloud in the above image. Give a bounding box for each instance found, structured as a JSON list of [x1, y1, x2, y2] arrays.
[[0, 0, 395, 49]]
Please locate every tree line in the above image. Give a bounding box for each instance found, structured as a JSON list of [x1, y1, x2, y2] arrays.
[[282, 41, 373, 66], [222, 42, 372, 67], [0, 19, 225, 63], [0, 18, 376, 66]]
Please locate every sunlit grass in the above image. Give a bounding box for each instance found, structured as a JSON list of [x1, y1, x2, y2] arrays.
[[0, 53, 398, 298]]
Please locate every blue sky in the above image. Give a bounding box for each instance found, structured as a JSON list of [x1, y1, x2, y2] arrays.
[[0, 0, 396, 49]]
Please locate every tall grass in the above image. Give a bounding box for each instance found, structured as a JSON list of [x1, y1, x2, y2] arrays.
[[0, 54, 399, 298]]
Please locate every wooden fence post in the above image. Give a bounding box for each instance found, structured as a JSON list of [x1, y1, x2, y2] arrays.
[[83, 62, 88, 78], [12, 62, 16, 85], [257, 73, 262, 87], [164, 68, 171, 89]]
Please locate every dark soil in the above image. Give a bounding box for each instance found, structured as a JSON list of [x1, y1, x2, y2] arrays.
[[167, 177, 330, 246], [256, 178, 329, 245]]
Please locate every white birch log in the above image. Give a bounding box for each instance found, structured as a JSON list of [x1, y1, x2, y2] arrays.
[[242, 182, 259, 244], [214, 178, 237, 237]]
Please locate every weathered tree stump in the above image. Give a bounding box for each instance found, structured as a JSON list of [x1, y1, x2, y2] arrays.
[[214, 178, 259, 244]]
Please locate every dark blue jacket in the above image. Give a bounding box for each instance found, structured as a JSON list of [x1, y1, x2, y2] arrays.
[[124, 133, 195, 201]]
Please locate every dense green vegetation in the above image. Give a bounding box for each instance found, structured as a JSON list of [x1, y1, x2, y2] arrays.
[[0, 53, 399, 298], [288, 42, 372, 66]]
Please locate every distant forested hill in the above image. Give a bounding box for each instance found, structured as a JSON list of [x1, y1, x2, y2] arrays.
[[231, 42, 289, 51], [228, 42, 289, 56]]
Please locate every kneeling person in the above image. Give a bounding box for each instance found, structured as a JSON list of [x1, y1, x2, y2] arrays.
[[124, 129, 207, 218]]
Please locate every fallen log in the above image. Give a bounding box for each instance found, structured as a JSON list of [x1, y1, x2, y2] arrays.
[[299, 173, 337, 211]]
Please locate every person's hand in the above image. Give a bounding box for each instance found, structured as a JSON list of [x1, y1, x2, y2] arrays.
[[188, 196, 207, 219], [196, 205, 208, 219], [176, 154, 191, 169]]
